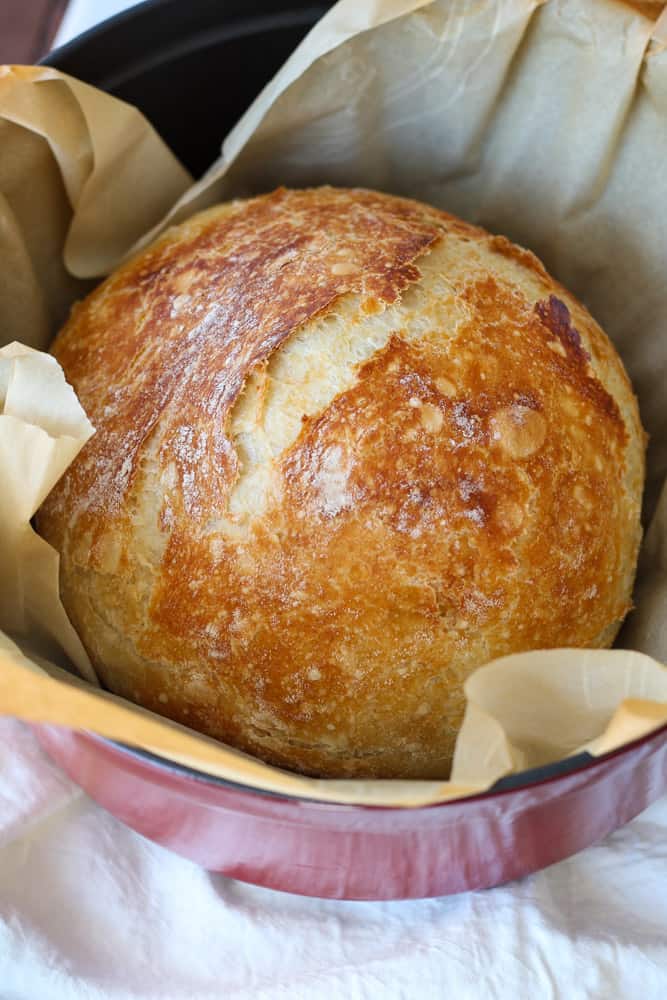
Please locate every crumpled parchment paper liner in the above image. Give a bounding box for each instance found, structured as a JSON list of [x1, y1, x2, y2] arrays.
[[0, 64, 191, 350], [0, 343, 95, 682], [453, 649, 667, 782], [0, 0, 666, 806]]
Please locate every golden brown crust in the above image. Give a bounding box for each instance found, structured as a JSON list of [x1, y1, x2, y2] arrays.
[[37, 187, 645, 779], [47, 188, 440, 527]]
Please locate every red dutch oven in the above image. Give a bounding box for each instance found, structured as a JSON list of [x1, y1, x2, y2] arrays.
[[37, 0, 667, 900], [33, 723, 667, 900]]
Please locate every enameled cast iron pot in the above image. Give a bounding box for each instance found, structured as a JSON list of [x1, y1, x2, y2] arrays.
[[37, 0, 667, 900]]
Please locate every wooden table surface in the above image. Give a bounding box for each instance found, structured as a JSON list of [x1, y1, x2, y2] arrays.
[[1, 0, 69, 64]]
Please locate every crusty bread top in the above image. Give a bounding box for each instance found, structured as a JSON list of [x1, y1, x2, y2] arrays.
[[38, 187, 645, 778]]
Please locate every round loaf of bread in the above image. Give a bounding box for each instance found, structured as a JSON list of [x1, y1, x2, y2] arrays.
[[37, 187, 645, 779]]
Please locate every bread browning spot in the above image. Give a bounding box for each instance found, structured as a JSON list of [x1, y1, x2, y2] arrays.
[[489, 405, 547, 459], [535, 294, 626, 432], [488, 234, 550, 282], [536, 295, 589, 363], [361, 296, 383, 315]]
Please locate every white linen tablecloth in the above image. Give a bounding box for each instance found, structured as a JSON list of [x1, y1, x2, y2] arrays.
[[0, 2, 659, 996], [2, 715, 667, 998]]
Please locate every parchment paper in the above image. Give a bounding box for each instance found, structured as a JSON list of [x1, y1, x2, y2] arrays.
[[0, 0, 666, 807]]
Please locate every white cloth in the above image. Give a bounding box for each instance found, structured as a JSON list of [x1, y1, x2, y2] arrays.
[[1, 717, 667, 999], [14, 2, 661, 995]]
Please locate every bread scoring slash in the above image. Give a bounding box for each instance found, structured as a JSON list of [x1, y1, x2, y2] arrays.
[[37, 187, 645, 779]]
